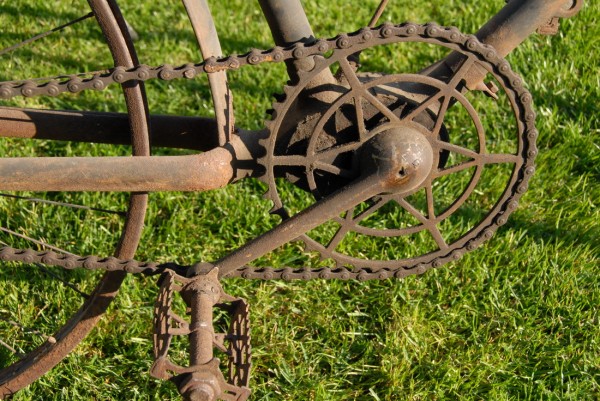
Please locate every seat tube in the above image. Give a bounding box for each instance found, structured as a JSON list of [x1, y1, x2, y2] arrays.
[[258, 0, 336, 87]]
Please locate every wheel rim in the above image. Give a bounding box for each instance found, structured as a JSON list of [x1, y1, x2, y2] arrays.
[[0, 0, 149, 395]]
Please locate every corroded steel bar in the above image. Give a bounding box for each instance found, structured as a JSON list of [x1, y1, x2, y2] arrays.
[[427, 0, 580, 91], [217, 127, 434, 276], [475, 0, 577, 57], [183, 0, 233, 145], [258, 0, 336, 89], [0, 150, 233, 192], [0, 107, 221, 151], [0, 0, 150, 395]]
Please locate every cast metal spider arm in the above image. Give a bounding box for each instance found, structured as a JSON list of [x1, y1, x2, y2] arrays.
[[214, 126, 435, 277]]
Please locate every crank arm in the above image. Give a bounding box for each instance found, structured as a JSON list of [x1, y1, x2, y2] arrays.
[[215, 126, 435, 278]]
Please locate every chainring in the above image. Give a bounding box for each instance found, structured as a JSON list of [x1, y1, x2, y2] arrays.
[[261, 23, 537, 278]]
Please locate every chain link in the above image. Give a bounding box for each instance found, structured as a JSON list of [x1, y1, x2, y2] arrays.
[[0, 22, 537, 280]]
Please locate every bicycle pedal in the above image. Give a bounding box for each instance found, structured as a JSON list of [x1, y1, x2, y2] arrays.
[[151, 269, 251, 401]]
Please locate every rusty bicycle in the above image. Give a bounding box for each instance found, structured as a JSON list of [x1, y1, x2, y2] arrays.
[[0, 0, 590, 399]]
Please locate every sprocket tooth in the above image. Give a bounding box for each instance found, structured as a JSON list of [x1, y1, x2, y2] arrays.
[[282, 84, 294, 96], [265, 108, 275, 116]]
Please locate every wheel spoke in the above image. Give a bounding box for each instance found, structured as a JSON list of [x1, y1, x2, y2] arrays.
[[405, 56, 475, 123], [368, 0, 390, 27], [395, 195, 447, 250], [433, 153, 519, 179], [350, 196, 390, 225], [403, 90, 443, 122], [0, 339, 18, 356], [0, 193, 126, 216], [34, 263, 90, 299], [315, 141, 362, 160], [0, 13, 94, 57], [0, 226, 77, 256], [272, 154, 309, 167], [481, 153, 520, 164], [394, 197, 429, 225], [431, 95, 452, 136], [447, 56, 476, 89]]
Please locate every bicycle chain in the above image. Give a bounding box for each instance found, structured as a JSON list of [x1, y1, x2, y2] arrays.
[[0, 22, 537, 280]]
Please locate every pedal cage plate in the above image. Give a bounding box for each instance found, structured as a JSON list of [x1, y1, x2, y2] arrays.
[[151, 270, 251, 400]]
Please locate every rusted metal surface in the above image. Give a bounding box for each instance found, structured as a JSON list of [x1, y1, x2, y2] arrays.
[[151, 269, 251, 401], [0, 22, 535, 279], [0, 107, 222, 151], [0, 130, 266, 191], [183, 0, 233, 145], [0, 152, 233, 192], [476, 0, 578, 57], [0, 0, 587, 399], [258, 0, 337, 92], [216, 125, 436, 276], [258, 23, 535, 277], [0, 0, 149, 396]]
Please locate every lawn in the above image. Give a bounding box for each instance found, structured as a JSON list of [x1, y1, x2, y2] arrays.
[[0, 0, 598, 400]]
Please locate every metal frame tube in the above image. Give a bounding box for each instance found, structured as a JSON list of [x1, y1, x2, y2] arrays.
[[258, 0, 336, 87]]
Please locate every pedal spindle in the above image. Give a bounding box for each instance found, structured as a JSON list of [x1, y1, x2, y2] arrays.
[[151, 268, 251, 401]]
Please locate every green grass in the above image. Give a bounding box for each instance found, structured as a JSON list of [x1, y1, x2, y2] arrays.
[[1, 0, 599, 400]]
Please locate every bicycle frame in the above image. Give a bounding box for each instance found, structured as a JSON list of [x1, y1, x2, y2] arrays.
[[0, 0, 583, 194], [0, 0, 587, 399]]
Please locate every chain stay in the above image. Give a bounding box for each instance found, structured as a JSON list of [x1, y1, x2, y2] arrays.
[[0, 22, 537, 281]]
